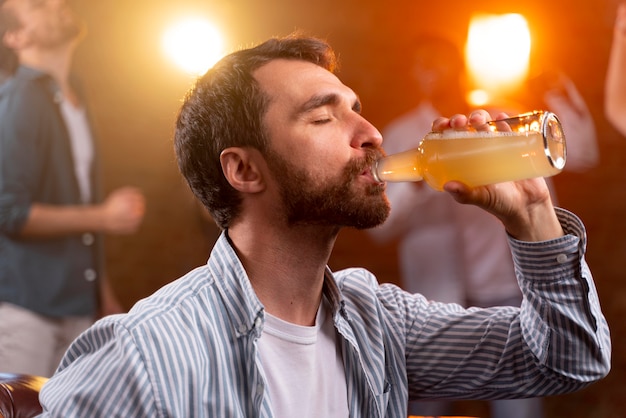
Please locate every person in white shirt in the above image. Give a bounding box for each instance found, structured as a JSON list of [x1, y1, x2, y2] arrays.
[[369, 34, 599, 418]]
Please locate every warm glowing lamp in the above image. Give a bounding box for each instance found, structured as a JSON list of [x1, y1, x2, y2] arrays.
[[465, 13, 531, 106], [162, 17, 224, 76]]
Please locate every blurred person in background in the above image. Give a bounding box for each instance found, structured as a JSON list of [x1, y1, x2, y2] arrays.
[[369, 34, 599, 418], [605, 2, 626, 136], [0, 0, 146, 377]]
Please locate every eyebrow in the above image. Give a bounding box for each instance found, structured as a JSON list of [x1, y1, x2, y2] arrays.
[[294, 93, 362, 118]]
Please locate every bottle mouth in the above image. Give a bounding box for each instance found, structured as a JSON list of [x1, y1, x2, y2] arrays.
[[541, 112, 567, 170], [371, 160, 383, 183], [485, 110, 567, 170]]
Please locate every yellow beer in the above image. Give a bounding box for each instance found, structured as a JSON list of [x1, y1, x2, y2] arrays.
[[372, 111, 566, 191]]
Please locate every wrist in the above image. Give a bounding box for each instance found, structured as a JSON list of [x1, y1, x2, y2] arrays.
[[505, 202, 564, 242]]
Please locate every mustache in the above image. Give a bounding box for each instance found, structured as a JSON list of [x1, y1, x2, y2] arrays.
[[346, 147, 386, 177]]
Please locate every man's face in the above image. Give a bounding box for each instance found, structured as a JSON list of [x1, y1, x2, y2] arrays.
[[253, 59, 390, 229], [4, 0, 85, 50]]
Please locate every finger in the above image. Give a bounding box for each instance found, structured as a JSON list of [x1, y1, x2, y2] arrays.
[[485, 112, 515, 133], [431, 116, 452, 132], [442, 180, 474, 204], [432, 114, 467, 132], [468, 109, 491, 126], [468, 110, 496, 132], [449, 114, 470, 130]]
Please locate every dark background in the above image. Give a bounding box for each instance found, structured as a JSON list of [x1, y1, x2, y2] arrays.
[[71, 0, 625, 416]]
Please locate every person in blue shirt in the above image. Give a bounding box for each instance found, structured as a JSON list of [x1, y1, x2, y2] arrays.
[[38, 34, 610, 417], [0, 0, 146, 377]]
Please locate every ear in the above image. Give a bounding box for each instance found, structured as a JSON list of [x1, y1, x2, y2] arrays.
[[220, 147, 265, 193]]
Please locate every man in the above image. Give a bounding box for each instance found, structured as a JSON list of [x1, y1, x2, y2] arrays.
[[0, 0, 145, 377], [38, 34, 610, 417]]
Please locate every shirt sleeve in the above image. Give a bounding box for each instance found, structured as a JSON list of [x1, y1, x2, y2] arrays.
[[395, 207, 611, 400], [509, 208, 610, 382], [0, 81, 46, 235], [37, 318, 160, 417]]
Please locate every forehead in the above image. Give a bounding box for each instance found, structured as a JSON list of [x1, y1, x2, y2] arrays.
[[253, 59, 355, 109]]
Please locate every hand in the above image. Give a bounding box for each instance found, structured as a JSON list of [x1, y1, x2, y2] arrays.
[[542, 75, 599, 171], [432, 110, 564, 242], [543, 73, 587, 116], [101, 187, 146, 234]]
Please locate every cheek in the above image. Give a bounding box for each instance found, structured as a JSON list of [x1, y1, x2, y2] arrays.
[[269, 122, 352, 177], [303, 146, 351, 180]]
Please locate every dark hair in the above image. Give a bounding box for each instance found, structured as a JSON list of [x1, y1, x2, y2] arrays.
[[174, 33, 337, 229]]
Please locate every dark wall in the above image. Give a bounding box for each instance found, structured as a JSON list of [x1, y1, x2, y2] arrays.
[[73, 0, 624, 416]]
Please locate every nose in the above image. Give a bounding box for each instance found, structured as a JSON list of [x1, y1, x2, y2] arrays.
[[351, 114, 383, 150]]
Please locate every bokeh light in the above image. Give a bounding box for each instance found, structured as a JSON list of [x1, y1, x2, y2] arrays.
[[162, 17, 224, 76], [465, 13, 531, 105]]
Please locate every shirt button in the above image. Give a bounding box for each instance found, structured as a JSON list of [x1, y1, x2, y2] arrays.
[[84, 268, 97, 282], [254, 317, 262, 328], [238, 323, 247, 333], [556, 254, 568, 264], [82, 233, 95, 246]]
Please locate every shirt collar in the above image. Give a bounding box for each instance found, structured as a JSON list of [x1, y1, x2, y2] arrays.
[[208, 231, 349, 337]]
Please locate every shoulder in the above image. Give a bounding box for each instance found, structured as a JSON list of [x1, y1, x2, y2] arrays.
[[332, 267, 416, 318], [2, 66, 53, 94], [333, 267, 378, 293], [0, 67, 56, 117], [57, 265, 224, 375], [120, 265, 219, 330]]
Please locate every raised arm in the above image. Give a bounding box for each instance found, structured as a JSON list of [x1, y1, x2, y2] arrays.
[[432, 110, 563, 242], [605, 3, 626, 136]]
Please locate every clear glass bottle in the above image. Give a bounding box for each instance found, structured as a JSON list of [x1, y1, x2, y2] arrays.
[[372, 110, 566, 191]]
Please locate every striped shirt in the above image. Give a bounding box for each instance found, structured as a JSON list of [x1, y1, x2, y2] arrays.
[[38, 208, 611, 417]]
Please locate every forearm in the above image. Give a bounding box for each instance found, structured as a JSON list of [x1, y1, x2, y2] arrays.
[[512, 208, 611, 383], [18, 203, 106, 238], [605, 6, 626, 135], [407, 210, 610, 399]]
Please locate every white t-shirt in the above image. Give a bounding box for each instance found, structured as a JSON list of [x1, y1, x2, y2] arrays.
[[60, 99, 94, 203], [258, 300, 348, 417]]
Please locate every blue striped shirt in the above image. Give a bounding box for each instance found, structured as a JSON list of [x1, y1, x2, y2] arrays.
[[38, 208, 610, 417]]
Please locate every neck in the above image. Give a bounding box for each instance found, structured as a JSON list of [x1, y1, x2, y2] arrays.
[[228, 220, 338, 326], [20, 44, 78, 105]]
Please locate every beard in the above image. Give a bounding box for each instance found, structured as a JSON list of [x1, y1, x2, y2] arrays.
[[39, 10, 87, 48], [265, 147, 390, 229]]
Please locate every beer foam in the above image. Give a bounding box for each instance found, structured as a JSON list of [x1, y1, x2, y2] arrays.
[[424, 130, 528, 140]]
